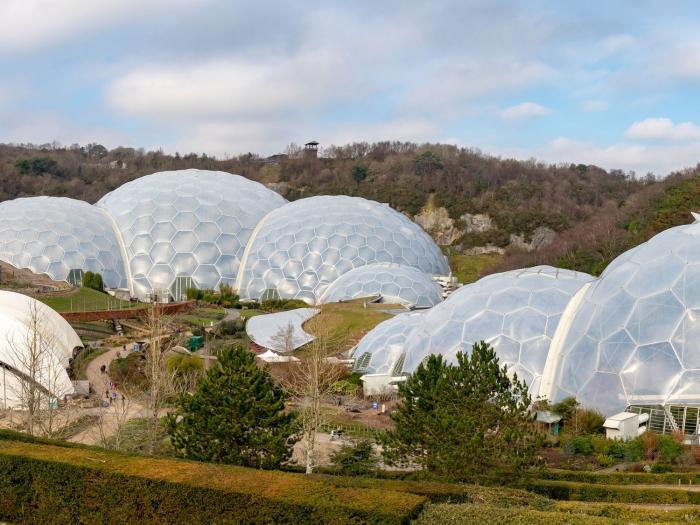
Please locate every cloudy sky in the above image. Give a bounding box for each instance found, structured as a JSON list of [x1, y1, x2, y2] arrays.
[[1, 0, 700, 175]]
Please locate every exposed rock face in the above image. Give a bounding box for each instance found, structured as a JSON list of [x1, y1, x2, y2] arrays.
[[461, 213, 493, 233], [509, 227, 557, 252], [462, 245, 505, 255], [413, 204, 555, 254], [414, 207, 462, 246]]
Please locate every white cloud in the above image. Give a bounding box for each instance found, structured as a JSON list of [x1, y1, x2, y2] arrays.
[[580, 99, 609, 112], [499, 102, 551, 120], [108, 51, 360, 120], [625, 117, 700, 141], [0, 0, 200, 52], [519, 136, 700, 175]]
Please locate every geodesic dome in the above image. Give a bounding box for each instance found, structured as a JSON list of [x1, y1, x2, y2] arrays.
[[544, 217, 700, 415], [98, 169, 287, 299], [0, 291, 79, 408], [353, 311, 424, 375], [0, 197, 127, 288], [401, 266, 594, 393], [236, 196, 449, 304], [318, 263, 442, 308]]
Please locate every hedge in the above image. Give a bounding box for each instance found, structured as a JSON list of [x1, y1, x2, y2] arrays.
[[538, 468, 700, 486], [526, 479, 700, 504], [0, 439, 425, 524], [417, 502, 700, 525]]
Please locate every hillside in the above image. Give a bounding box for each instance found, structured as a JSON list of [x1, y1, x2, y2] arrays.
[[1, 141, 695, 281]]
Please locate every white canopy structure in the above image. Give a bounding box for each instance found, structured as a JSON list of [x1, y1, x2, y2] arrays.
[[245, 308, 320, 351], [256, 350, 300, 363], [0, 291, 80, 409]]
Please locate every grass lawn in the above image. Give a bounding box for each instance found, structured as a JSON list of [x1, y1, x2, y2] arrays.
[[448, 253, 501, 283], [40, 287, 144, 313], [303, 300, 394, 352], [174, 306, 226, 327]]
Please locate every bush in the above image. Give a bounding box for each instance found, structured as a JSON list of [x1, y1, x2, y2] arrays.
[[82, 271, 104, 291], [658, 435, 683, 464], [330, 440, 379, 476], [651, 463, 673, 473], [0, 438, 425, 524], [526, 479, 700, 504], [574, 436, 594, 455], [602, 440, 625, 459], [595, 454, 616, 468]]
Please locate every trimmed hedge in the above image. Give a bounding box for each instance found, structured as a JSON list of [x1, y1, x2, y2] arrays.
[[539, 468, 700, 485], [417, 501, 700, 525], [526, 479, 700, 504], [0, 439, 425, 524]]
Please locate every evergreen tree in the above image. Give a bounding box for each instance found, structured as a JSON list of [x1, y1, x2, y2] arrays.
[[381, 341, 537, 482], [166, 346, 298, 468]]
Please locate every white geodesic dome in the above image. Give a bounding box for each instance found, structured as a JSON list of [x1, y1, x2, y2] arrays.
[[97, 169, 287, 299], [318, 263, 442, 308], [0, 291, 79, 408], [401, 266, 594, 393], [0, 197, 127, 288], [544, 217, 700, 415], [236, 196, 449, 304], [353, 311, 424, 376]]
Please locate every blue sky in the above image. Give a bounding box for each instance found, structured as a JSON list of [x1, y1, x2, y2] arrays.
[[1, 0, 700, 174]]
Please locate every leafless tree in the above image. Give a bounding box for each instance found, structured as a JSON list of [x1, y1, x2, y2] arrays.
[[270, 322, 295, 354], [282, 319, 344, 474], [5, 300, 67, 436], [143, 303, 195, 454]]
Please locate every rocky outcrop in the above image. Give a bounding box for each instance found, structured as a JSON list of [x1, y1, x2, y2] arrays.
[[509, 227, 557, 252], [413, 204, 555, 254], [461, 213, 493, 234], [414, 207, 462, 246]]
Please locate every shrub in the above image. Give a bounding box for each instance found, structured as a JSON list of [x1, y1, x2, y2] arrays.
[[330, 440, 379, 476], [624, 437, 644, 461], [603, 440, 625, 459], [572, 436, 594, 455], [658, 435, 683, 464], [0, 438, 424, 524], [595, 454, 616, 468], [82, 271, 104, 291], [526, 479, 700, 504], [651, 463, 673, 473]]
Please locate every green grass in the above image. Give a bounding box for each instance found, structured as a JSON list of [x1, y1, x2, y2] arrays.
[[175, 306, 226, 327], [40, 287, 144, 313], [303, 300, 393, 351], [448, 253, 501, 283]]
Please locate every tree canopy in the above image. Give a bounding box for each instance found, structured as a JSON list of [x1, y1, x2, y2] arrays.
[[381, 341, 538, 482], [166, 346, 298, 469]]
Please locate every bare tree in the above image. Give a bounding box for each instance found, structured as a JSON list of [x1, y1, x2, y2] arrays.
[[143, 303, 197, 454], [94, 378, 140, 451], [5, 300, 68, 436], [270, 322, 295, 354], [283, 320, 344, 474]]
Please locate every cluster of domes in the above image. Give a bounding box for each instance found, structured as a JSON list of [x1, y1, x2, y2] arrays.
[[356, 213, 700, 416], [0, 170, 448, 307]]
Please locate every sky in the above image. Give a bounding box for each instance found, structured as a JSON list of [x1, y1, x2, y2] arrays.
[[1, 1, 700, 175]]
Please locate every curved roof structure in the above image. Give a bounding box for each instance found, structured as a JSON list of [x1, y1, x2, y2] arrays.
[[318, 263, 442, 308], [0, 291, 79, 408], [402, 266, 594, 393], [544, 218, 700, 414], [353, 311, 424, 375], [237, 196, 448, 304], [0, 197, 127, 289], [98, 169, 287, 299]]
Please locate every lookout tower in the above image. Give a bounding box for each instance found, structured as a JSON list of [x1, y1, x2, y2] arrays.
[[304, 141, 319, 158]]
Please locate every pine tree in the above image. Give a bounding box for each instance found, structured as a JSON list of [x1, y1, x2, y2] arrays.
[[166, 346, 298, 469], [381, 341, 537, 482]]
